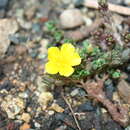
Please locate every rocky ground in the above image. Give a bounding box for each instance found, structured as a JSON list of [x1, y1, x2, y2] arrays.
[[0, 0, 130, 130]]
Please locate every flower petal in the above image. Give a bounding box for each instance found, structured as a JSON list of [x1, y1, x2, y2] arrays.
[[45, 61, 58, 74], [61, 43, 77, 65], [61, 43, 75, 54], [71, 52, 81, 66], [48, 47, 60, 61], [59, 65, 74, 77]]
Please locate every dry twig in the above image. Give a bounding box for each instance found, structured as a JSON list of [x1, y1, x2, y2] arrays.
[[61, 92, 82, 130], [84, 0, 130, 16]]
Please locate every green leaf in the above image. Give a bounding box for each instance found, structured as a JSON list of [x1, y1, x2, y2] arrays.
[[112, 71, 121, 79], [54, 31, 63, 42], [45, 21, 56, 31], [92, 58, 106, 70]]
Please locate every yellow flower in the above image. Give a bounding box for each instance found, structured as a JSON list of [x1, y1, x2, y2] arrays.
[[45, 43, 81, 77]]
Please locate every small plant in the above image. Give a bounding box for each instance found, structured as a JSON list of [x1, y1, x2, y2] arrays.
[[108, 69, 121, 79], [45, 20, 63, 44], [43, 0, 130, 126], [79, 40, 97, 59], [112, 71, 121, 79], [92, 58, 106, 70], [53, 31, 63, 42], [72, 68, 90, 79], [83, 40, 94, 54], [45, 21, 56, 32]]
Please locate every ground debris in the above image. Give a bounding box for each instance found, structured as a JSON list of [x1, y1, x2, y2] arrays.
[[83, 0, 130, 16], [1, 95, 25, 119], [82, 76, 129, 127]]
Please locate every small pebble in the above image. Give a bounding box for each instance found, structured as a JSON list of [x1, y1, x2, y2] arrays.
[[48, 103, 64, 113], [105, 79, 115, 99], [48, 110, 55, 115], [1, 96, 25, 119], [87, 11, 95, 19], [38, 91, 53, 110], [55, 113, 66, 121], [101, 108, 107, 113], [70, 88, 80, 97], [60, 9, 84, 29], [21, 113, 31, 123], [0, 19, 18, 57], [83, 16, 92, 26], [19, 92, 28, 99], [20, 123, 30, 130], [78, 101, 95, 112], [15, 45, 27, 55], [34, 122, 41, 128]]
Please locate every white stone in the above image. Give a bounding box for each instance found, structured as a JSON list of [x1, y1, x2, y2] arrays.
[[0, 19, 18, 57], [38, 92, 53, 110], [60, 9, 84, 28]]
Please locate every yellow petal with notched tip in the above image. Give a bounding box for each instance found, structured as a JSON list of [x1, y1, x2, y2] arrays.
[[61, 43, 79, 65], [59, 65, 74, 77], [61, 43, 75, 55], [45, 61, 58, 74], [70, 52, 81, 66]]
